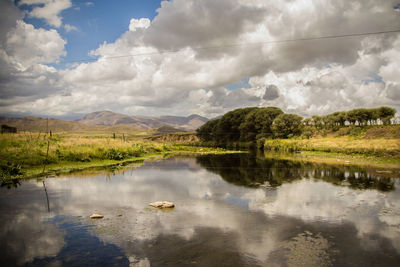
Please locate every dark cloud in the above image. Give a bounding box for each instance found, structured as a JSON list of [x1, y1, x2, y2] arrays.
[[143, 0, 266, 58], [207, 87, 260, 109], [263, 85, 280, 100], [386, 84, 400, 100], [0, 0, 23, 40]]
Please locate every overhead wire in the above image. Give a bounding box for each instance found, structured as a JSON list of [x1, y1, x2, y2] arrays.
[[61, 28, 400, 64]]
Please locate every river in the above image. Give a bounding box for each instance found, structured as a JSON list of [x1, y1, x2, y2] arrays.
[[1, 152, 400, 266]]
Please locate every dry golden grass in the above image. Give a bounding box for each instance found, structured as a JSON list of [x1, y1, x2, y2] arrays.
[[264, 136, 400, 157], [0, 132, 228, 178]]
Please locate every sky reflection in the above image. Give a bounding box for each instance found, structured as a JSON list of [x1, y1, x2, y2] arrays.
[[1, 156, 400, 266]]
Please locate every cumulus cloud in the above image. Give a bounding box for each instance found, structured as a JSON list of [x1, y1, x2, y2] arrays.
[[143, 0, 266, 55], [0, 2, 66, 114], [129, 18, 150, 32], [19, 0, 72, 27], [4, 20, 66, 70], [1, 0, 400, 117]]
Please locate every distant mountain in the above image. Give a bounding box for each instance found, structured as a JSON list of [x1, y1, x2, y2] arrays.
[[76, 111, 163, 128], [0, 111, 209, 133], [0, 116, 148, 133], [76, 111, 209, 131]]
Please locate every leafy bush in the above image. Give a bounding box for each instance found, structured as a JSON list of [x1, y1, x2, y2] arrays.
[[106, 148, 127, 160], [0, 162, 23, 178]]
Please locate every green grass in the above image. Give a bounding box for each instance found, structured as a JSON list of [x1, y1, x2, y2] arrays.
[[263, 151, 400, 170], [263, 136, 400, 157], [0, 132, 238, 179]]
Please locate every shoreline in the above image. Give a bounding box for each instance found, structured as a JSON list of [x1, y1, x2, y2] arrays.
[[3, 149, 244, 180]]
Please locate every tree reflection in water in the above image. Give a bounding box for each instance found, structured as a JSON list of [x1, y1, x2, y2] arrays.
[[196, 152, 396, 192]]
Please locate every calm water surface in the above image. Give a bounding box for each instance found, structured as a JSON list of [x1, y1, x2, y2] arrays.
[[1, 152, 400, 266]]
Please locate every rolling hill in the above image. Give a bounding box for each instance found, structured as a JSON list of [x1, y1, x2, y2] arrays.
[[0, 116, 149, 134], [76, 111, 208, 131], [0, 111, 209, 133]]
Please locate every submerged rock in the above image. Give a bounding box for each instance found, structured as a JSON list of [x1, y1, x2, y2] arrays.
[[149, 201, 175, 209], [90, 213, 104, 219]]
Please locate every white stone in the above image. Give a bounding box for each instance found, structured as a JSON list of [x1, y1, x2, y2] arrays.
[[149, 201, 175, 208], [90, 213, 104, 219]]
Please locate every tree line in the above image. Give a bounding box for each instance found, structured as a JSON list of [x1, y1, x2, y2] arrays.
[[196, 106, 397, 143], [305, 106, 396, 128]]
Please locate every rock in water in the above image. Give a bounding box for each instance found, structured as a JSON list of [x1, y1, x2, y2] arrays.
[[90, 213, 104, 219], [149, 201, 175, 208]]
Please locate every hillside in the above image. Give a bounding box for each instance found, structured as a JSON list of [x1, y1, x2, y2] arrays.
[[0, 116, 149, 134], [0, 111, 209, 134], [77, 111, 208, 131]]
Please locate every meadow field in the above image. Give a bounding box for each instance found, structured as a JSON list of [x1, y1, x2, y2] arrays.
[[0, 132, 226, 179]]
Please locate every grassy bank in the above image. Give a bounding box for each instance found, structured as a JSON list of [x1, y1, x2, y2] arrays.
[[0, 132, 235, 179], [263, 151, 400, 171], [263, 136, 400, 158]]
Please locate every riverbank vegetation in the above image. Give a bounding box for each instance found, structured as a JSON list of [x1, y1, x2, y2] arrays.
[[0, 132, 229, 179], [197, 106, 397, 143], [196, 106, 399, 159]]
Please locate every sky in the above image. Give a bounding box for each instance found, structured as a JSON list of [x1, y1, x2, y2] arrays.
[[0, 0, 400, 119]]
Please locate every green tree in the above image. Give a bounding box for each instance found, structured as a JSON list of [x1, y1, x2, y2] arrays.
[[215, 107, 257, 143], [377, 106, 396, 125], [355, 108, 370, 125], [370, 108, 379, 125], [312, 115, 323, 129], [271, 114, 304, 138], [303, 118, 313, 126], [345, 110, 358, 125], [332, 112, 346, 126], [196, 119, 219, 141], [239, 107, 283, 141], [322, 114, 337, 128]]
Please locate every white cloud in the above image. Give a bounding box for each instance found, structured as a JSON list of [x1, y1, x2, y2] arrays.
[[64, 24, 78, 32], [19, 0, 72, 27], [1, 0, 400, 117], [3, 20, 66, 70], [129, 18, 151, 32], [0, 14, 66, 108]]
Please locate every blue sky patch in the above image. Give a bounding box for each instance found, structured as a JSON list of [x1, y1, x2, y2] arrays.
[[19, 0, 163, 67], [363, 73, 385, 85], [225, 77, 250, 91]]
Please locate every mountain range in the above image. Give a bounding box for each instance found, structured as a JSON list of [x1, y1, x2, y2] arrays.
[[76, 111, 208, 131], [0, 111, 209, 132]]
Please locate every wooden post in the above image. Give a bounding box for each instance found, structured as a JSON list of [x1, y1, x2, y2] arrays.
[[113, 133, 116, 139], [42, 140, 50, 174]]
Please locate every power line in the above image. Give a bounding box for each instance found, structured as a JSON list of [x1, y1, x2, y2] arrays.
[[61, 28, 400, 64]]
